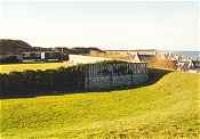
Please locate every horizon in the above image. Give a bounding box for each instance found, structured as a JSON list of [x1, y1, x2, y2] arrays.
[[1, 38, 200, 52], [0, 0, 199, 51]]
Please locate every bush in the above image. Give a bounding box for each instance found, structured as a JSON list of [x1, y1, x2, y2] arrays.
[[0, 65, 86, 97]]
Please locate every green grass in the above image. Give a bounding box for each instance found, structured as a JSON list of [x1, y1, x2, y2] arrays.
[[0, 72, 199, 138], [0, 62, 68, 74]]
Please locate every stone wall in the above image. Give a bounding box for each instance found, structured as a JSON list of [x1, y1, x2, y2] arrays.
[[86, 74, 148, 90], [85, 63, 148, 90], [69, 54, 111, 64]]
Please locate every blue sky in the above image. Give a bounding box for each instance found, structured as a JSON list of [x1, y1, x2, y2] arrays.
[[0, 0, 199, 50]]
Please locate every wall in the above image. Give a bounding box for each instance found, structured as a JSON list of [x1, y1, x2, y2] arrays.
[[85, 63, 148, 90], [86, 74, 148, 90], [69, 54, 111, 64]]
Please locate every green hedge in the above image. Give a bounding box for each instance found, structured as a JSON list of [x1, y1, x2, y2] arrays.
[[0, 65, 86, 97]]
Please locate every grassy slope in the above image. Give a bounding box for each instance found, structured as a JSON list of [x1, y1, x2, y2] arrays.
[[0, 62, 67, 74], [0, 72, 199, 138]]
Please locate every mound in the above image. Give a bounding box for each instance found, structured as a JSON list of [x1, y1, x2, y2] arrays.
[[1, 68, 199, 138], [0, 39, 32, 55]]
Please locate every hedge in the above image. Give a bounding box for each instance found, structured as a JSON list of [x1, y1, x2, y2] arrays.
[[0, 65, 86, 97]]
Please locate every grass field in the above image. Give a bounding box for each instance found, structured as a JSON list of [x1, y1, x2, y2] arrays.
[[0, 62, 68, 74], [0, 72, 200, 138]]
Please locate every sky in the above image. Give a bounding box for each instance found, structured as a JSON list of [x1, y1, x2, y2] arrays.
[[0, 0, 199, 50]]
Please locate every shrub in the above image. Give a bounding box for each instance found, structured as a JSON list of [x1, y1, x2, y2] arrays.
[[0, 65, 86, 97]]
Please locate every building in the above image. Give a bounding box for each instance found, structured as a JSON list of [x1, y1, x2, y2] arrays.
[[177, 59, 194, 71], [69, 55, 148, 90], [105, 49, 157, 62], [22, 51, 41, 62], [127, 51, 157, 63], [22, 50, 68, 62]]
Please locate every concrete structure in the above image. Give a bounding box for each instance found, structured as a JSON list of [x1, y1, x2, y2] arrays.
[[69, 54, 111, 64], [84, 62, 148, 90], [69, 55, 148, 90]]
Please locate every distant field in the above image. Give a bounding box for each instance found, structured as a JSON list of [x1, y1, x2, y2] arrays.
[[1, 72, 199, 138], [0, 62, 68, 74]]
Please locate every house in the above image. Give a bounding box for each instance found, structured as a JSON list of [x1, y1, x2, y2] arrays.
[[22, 51, 41, 62], [127, 52, 155, 63], [105, 49, 156, 62], [22, 50, 68, 62], [177, 59, 194, 71], [69, 55, 148, 90]]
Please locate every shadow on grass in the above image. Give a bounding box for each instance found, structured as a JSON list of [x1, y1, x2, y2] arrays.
[[91, 68, 172, 92], [0, 68, 172, 99]]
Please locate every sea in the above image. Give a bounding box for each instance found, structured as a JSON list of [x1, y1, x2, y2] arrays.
[[168, 51, 200, 60]]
